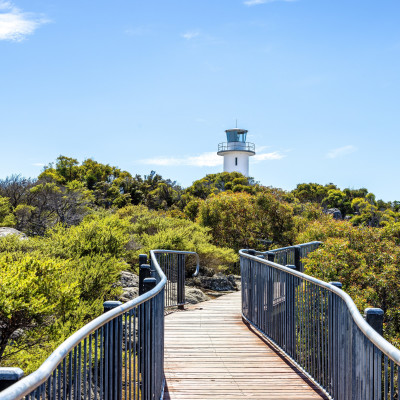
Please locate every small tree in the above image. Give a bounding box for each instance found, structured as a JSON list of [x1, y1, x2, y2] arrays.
[[0, 252, 79, 363]]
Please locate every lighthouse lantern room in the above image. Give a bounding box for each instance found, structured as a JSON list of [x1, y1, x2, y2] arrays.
[[217, 128, 255, 177]]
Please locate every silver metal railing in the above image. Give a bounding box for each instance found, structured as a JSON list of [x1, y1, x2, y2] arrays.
[[0, 249, 199, 400], [241, 247, 400, 400], [248, 241, 322, 272], [152, 250, 199, 308]]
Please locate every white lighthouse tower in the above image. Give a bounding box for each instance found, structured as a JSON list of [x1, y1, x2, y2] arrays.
[[217, 128, 255, 177]]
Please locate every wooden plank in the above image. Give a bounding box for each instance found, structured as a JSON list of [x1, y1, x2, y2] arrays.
[[164, 292, 328, 399]]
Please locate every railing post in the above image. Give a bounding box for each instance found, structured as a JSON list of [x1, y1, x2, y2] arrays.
[[364, 308, 384, 399], [141, 278, 157, 400], [246, 250, 256, 323], [364, 308, 384, 336], [266, 251, 275, 263], [143, 278, 157, 293], [139, 253, 148, 267], [139, 264, 152, 295], [177, 254, 185, 310], [327, 281, 341, 396], [0, 368, 24, 392], [292, 246, 301, 271], [103, 300, 123, 400], [285, 265, 296, 357]]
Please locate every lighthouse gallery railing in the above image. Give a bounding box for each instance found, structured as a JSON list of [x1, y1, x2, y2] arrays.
[[217, 142, 255, 153], [241, 246, 400, 400]]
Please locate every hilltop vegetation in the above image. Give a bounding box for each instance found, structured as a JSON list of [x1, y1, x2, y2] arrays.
[[1, 155, 400, 370]]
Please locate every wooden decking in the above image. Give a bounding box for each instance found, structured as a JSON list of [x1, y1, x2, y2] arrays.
[[164, 291, 328, 400]]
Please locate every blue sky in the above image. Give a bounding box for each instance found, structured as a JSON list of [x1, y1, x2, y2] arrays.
[[0, 0, 399, 201]]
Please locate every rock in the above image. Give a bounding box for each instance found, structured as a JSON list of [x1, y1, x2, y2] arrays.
[[120, 287, 139, 302], [116, 270, 238, 304], [0, 227, 27, 239], [325, 208, 342, 220], [117, 271, 139, 288], [187, 273, 240, 292], [116, 271, 139, 302], [185, 287, 210, 304], [231, 275, 241, 290]]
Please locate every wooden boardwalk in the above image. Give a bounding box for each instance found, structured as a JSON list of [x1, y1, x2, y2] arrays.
[[164, 291, 328, 400]]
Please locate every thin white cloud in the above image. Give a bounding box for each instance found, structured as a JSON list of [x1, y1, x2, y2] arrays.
[[0, 1, 48, 41], [182, 30, 200, 40], [140, 150, 285, 167], [32, 162, 45, 167], [326, 145, 357, 159], [244, 0, 297, 6], [254, 151, 285, 162]]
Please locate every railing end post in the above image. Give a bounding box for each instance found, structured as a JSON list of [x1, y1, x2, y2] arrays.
[[139, 254, 148, 266], [143, 277, 157, 293], [293, 245, 302, 271], [103, 300, 123, 313], [266, 251, 275, 262], [0, 368, 24, 392], [364, 308, 384, 336], [329, 281, 343, 289], [139, 264, 152, 295]]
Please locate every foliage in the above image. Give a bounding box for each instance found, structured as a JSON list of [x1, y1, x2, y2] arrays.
[[0, 196, 16, 227], [197, 191, 295, 252], [185, 172, 256, 200], [2, 155, 400, 370], [116, 205, 237, 272], [0, 214, 129, 371], [299, 218, 400, 347], [0, 175, 36, 209], [291, 182, 399, 227], [0, 249, 79, 370]]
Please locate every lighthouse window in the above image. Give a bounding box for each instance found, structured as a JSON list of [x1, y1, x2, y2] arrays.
[[235, 157, 238, 166]]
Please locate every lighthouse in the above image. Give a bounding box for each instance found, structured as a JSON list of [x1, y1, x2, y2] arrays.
[[217, 128, 255, 177]]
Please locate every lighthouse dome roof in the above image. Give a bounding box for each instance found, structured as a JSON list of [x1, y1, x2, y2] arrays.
[[225, 128, 248, 133]]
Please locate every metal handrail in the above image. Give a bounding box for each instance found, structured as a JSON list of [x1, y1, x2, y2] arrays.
[[241, 250, 400, 363], [151, 250, 200, 308], [250, 241, 322, 272], [240, 247, 400, 399], [0, 250, 177, 400], [217, 142, 255, 153], [151, 249, 200, 277]]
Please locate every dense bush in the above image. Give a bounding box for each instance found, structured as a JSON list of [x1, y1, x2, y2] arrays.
[[299, 218, 400, 347], [1, 156, 400, 370], [197, 191, 295, 252]]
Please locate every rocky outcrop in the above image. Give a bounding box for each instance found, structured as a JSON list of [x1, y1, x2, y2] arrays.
[[185, 287, 210, 304], [187, 273, 241, 292], [117, 271, 139, 302], [116, 270, 239, 305], [118, 271, 139, 288], [0, 227, 27, 239], [325, 208, 342, 220]]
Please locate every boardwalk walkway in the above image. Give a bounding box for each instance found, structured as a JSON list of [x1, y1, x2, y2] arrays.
[[164, 291, 328, 400]]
